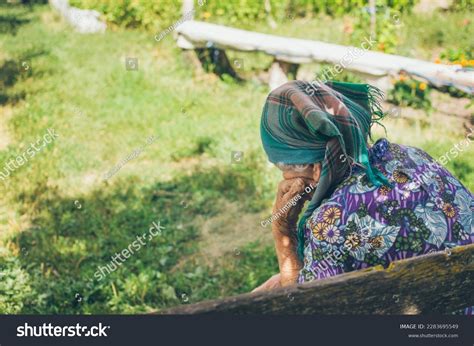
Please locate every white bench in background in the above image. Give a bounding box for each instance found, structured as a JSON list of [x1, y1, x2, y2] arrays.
[[176, 20, 474, 93]]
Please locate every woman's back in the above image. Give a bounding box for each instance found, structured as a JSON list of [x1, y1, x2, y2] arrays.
[[298, 139, 473, 313]]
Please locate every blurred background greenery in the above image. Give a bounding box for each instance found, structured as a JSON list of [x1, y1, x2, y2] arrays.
[[0, 0, 473, 313]]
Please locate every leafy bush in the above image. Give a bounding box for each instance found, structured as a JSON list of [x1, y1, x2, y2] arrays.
[[387, 75, 432, 111], [70, 0, 418, 30], [69, 0, 182, 31], [351, 7, 401, 53], [0, 258, 34, 314], [435, 47, 474, 98], [439, 47, 474, 67], [449, 0, 474, 11]]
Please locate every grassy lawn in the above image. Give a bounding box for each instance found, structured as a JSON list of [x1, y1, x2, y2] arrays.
[[0, 4, 472, 313]]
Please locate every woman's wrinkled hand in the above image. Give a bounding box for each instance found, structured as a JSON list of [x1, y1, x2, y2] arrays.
[[273, 177, 316, 231]]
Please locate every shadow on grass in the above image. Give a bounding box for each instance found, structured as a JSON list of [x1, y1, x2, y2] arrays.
[[0, 59, 29, 105], [6, 160, 275, 313], [0, 10, 30, 35], [0, 48, 49, 105]]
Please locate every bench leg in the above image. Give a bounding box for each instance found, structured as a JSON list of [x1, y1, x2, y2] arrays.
[[269, 59, 299, 90], [194, 48, 242, 81]]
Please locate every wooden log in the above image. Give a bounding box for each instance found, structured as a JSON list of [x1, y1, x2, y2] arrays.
[[161, 244, 474, 314], [175, 21, 474, 93]]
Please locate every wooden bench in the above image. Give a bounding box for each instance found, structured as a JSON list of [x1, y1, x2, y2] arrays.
[[162, 244, 474, 314], [175, 20, 474, 93]]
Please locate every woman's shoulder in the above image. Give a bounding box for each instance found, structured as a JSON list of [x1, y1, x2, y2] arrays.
[[370, 138, 436, 167], [314, 137, 470, 214]]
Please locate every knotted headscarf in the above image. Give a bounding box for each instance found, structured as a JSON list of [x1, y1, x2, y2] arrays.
[[260, 80, 392, 259]]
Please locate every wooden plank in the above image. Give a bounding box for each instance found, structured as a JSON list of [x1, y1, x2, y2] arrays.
[[161, 244, 474, 314], [175, 21, 474, 92]]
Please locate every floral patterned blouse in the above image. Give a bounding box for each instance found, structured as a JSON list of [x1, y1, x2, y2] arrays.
[[298, 138, 473, 314]]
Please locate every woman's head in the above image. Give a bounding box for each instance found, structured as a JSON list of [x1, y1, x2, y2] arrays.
[[260, 80, 391, 260], [260, 80, 388, 193]]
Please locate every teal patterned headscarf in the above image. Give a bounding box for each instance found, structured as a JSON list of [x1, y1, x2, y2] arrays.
[[260, 80, 392, 259]]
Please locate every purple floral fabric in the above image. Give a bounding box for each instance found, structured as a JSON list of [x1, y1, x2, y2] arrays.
[[298, 138, 473, 314]]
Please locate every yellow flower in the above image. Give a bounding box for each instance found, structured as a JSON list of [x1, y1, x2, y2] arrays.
[[434, 57, 441, 64], [343, 23, 353, 34], [419, 82, 427, 91], [322, 206, 341, 224], [393, 170, 409, 183], [378, 185, 392, 195], [202, 11, 211, 19], [312, 223, 329, 241], [369, 236, 384, 249], [442, 203, 456, 218]]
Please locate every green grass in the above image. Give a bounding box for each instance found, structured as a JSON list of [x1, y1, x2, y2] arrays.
[[0, 4, 472, 313]]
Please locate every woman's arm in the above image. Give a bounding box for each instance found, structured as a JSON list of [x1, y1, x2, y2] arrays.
[[253, 177, 314, 292], [271, 224, 301, 285], [272, 178, 308, 285]]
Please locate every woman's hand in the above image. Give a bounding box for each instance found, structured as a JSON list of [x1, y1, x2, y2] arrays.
[[252, 273, 281, 293], [273, 177, 315, 231]]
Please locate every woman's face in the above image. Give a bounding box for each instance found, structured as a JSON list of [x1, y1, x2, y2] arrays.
[[281, 163, 322, 183]]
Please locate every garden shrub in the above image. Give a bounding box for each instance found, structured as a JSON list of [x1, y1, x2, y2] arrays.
[[387, 75, 432, 111], [70, 0, 418, 31]]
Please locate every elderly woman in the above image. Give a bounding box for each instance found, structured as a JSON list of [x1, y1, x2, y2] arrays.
[[254, 80, 473, 312]]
